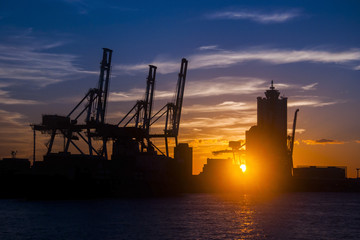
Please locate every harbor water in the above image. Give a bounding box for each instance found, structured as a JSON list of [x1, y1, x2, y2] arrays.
[[0, 192, 359, 239]]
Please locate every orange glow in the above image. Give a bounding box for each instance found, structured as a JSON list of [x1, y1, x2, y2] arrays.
[[240, 164, 246, 173]]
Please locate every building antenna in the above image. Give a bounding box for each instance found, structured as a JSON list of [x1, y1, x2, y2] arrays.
[[270, 80, 275, 90]]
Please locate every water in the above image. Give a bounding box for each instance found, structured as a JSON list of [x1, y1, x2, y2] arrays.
[[0, 193, 359, 240]]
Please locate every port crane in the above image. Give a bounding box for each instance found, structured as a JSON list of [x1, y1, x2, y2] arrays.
[[288, 109, 299, 173], [150, 58, 188, 156], [212, 140, 246, 166], [116, 65, 157, 153], [32, 48, 113, 159], [116, 58, 188, 157], [33, 49, 188, 161]]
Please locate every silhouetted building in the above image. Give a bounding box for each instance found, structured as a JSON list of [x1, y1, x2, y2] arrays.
[[201, 158, 234, 176], [0, 157, 30, 198], [0, 157, 30, 176], [246, 82, 292, 184], [293, 166, 346, 179], [174, 143, 193, 178], [196, 158, 243, 192]]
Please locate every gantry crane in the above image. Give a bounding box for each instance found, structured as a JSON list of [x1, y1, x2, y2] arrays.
[[149, 58, 188, 156], [32, 48, 113, 159], [117, 65, 157, 153], [116, 58, 188, 157], [32, 49, 188, 161]]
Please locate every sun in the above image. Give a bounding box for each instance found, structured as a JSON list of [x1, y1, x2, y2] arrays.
[[240, 164, 246, 173]]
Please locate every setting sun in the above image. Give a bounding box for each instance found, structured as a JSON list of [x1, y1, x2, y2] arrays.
[[240, 164, 247, 173]]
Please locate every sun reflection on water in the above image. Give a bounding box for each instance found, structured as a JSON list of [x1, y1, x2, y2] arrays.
[[215, 193, 268, 239]]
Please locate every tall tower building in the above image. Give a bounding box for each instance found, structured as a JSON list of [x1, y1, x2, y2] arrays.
[[246, 81, 292, 185], [174, 143, 193, 179]]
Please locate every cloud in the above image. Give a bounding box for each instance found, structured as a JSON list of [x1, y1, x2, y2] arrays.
[[109, 77, 326, 104], [0, 97, 40, 105], [0, 43, 97, 86], [117, 48, 360, 74], [198, 45, 219, 51], [185, 77, 266, 98], [109, 77, 267, 102], [206, 9, 302, 23], [180, 116, 255, 129], [288, 100, 339, 107], [0, 31, 97, 87], [302, 139, 345, 145], [288, 96, 343, 107], [183, 101, 254, 114], [0, 109, 27, 126], [109, 75, 331, 105], [109, 88, 173, 102], [301, 82, 318, 91], [0, 87, 41, 105], [356, 140, 360, 144]]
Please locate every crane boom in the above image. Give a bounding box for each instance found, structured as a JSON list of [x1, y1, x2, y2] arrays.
[[143, 65, 157, 134], [96, 48, 113, 124], [289, 109, 299, 173], [290, 109, 299, 157], [172, 58, 188, 139]]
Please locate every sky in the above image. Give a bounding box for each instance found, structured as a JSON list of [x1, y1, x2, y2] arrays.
[[0, 0, 359, 177]]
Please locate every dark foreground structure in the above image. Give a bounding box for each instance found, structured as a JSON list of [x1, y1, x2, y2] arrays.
[[1, 50, 359, 198], [188, 82, 360, 193], [1, 49, 194, 198]]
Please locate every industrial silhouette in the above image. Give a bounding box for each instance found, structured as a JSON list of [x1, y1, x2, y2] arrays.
[[0, 49, 192, 198], [191, 82, 358, 192], [245, 81, 296, 188], [0, 48, 359, 198]]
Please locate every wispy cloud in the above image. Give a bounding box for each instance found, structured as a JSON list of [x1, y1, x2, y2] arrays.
[[109, 77, 267, 102], [288, 98, 341, 107], [117, 48, 360, 74], [181, 117, 246, 129], [0, 87, 41, 105], [301, 82, 318, 91], [183, 101, 254, 114], [185, 77, 266, 98], [0, 44, 97, 86], [179, 117, 251, 144], [198, 45, 219, 51], [110, 89, 173, 102], [0, 109, 27, 126], [110, 77, 325, 103], [0, 97, 40, 105], [302, 139, 345, 145], [206, 9, 302, 23], [0, 29, 97, 87]]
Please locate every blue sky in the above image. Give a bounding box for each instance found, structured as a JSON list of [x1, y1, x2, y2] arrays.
[[0, 0, 360, 176]]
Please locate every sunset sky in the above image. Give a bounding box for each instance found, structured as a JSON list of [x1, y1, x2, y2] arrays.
[[0, 0, 359, 177]]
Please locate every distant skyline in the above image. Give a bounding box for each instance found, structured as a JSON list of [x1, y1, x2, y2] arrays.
[[0, 0, 359, 177]]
